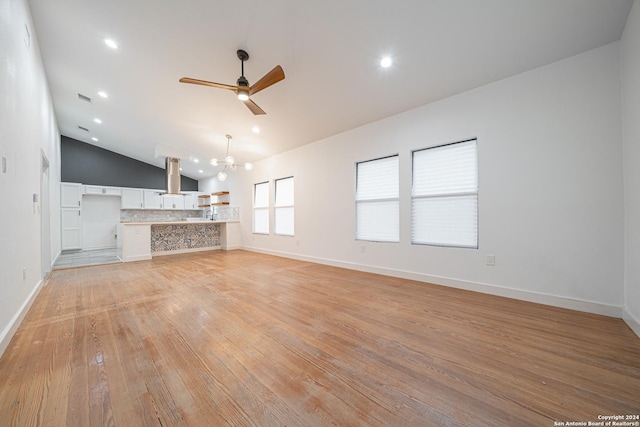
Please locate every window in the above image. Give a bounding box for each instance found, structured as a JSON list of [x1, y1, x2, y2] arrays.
[[355, 155, 399, 242], [275, 177, 294, 236], [253, 181, 269, 234], [412, 139, 478, 248]]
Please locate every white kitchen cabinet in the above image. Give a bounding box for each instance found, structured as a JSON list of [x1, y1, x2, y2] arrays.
[[162, 194, 185, 210], [84, 185, 121, 196], [143, 190, 163, 209], [121, 188, 144, 209], [61, 183, 82, 250], [117, 223, 151, 262], [61, 208, 81, 250], [183, 192, 200, 210], [61, 182, 82, 208]]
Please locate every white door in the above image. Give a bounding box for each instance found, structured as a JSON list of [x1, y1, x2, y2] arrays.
[[41, 152, 51, 277]]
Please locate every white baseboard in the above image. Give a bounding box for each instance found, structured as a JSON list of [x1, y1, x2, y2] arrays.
[[52, 249, 61, 268], [0, 278, 45, 358], [242, 246, 623, 319], [122, 254, 152, 262], [152, 246, 220, 257], [623, 308, 640, 339]]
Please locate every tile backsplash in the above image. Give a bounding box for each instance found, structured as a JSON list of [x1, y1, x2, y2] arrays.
[[120, 207, 239, 223], [121, 209, 204, 223], [213, 206, 239, 221], [151, 223, 221, 253]]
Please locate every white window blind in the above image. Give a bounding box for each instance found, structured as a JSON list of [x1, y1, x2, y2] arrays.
[[253, 181, 269, 234], [275, 177, 294, 236], [356, 155, 399, 242], [412, 139, 478, 248]]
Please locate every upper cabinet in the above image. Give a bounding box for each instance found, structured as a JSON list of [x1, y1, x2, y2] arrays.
[[183, 192, 199, 210], [61, 182, 202, 211], [61, 182, 82, 208], [121, 188, 144, 209], [143, 190, 163, 209], [162, 195, 185, 210], [84, 185, 121, 196]]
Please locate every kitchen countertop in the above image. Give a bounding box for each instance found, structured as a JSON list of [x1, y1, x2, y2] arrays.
[[121, 220, 238, 225]]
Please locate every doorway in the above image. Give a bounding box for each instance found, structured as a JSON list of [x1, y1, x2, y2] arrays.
[[40, 150, 51, 280]]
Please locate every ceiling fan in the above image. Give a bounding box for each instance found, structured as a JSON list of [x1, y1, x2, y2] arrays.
[[179, 49, 285, 115]]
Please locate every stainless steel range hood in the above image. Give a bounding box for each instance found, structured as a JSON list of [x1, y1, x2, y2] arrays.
[[164, 157, 181, 195]]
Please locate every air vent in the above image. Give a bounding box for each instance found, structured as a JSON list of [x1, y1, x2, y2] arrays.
[[78, 126, 89, 132], [77, 93, 92, 103]]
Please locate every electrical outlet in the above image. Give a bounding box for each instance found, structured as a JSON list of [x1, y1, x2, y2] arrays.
[[360, 245, 365, 253], [296, 240, 300, 246], [486, 254, 496, 266], [23, 267, 27, 281]]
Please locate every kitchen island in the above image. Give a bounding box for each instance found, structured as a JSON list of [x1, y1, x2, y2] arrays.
[[117, 220, 240, 262]]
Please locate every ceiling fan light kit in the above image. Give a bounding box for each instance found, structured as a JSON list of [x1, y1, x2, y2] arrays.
[[180, 49, 284, 115]]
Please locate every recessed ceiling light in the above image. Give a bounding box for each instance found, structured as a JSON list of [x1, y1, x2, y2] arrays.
[[98, 91, 108, 98], [198, 169, 203, 174], [104, 38, 118, 49], [94, 118, 102, 124], [193, 158, 199, 163], [91, 137, 98, 142], [380, 56, 393, 68], [252, 126, 260, 134]]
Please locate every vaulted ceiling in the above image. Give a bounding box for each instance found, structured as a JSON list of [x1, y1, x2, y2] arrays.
[[28, 0, 634, 178]]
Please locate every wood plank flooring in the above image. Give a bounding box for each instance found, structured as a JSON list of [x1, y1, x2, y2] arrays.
[[0, 250, 639, 426]]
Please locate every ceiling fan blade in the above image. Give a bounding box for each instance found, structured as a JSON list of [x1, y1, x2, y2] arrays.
[[243, 99, 266, 115], [179, 77, 238, 91], [249, 65, 285, 96]]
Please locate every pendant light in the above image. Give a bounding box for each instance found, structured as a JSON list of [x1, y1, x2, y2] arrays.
[[210, 135, 253, 181]]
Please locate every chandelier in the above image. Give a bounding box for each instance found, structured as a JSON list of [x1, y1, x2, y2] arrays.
[[210, 134, 253, 181]]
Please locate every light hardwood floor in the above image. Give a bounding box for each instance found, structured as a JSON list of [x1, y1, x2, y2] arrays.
[[1, 250, 639, 426]]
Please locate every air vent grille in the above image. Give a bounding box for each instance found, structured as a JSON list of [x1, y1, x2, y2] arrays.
[[77, 93, 92, 103], [78, 126, 89, 132]]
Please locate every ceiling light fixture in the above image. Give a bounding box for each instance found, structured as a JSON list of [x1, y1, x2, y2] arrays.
[[98, 91, 108, 98], [91, 137, 98, 142], [104, 38, 118, 49], [252, 126, 260, 134], [380, 56, 393, 68], [210, 134, 253, 181], [94, 118, 102, 124], [237, 88, 249, 101]]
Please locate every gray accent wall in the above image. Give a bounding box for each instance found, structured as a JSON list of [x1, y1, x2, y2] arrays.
[[61, 136, 198, 191]]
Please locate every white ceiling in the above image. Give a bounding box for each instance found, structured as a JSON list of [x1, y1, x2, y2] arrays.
[[28, 0, 634, 179]]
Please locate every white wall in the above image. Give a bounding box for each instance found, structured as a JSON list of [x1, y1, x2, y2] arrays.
[[0, 0, 60, 355], [621, 0, 640, 335], [216, 42, 625, 317]]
